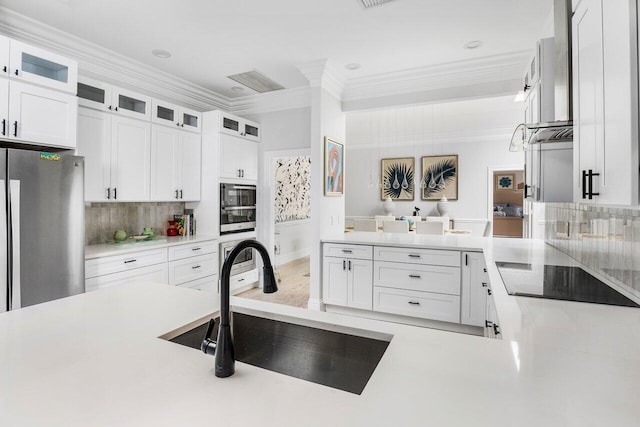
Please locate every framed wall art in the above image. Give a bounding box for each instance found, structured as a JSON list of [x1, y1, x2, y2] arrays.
[[421, 155, 458, 200], [324, 137, 344, 196], [381, 157, 415, 201], [496, 173, 515, 190]]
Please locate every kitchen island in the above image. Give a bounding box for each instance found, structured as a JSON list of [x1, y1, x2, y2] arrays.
[[1, 238, 639, 426]]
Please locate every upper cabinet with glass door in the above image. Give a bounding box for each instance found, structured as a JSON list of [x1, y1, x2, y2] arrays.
[[9, 40, 78, 94], [0, 34, 9, 78], [77, 78, 151, 121], [151, 99, 201, 133], [219, 112, 260, 142]]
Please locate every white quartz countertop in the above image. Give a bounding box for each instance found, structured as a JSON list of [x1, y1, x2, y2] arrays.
[[85, 234, 219, 259], [2, 238, 640, 426]]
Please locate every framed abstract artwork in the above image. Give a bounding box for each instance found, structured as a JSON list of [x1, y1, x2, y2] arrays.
[[324, 137, 344, 196], [496, 173, 515, 190], [421, 155, 458, 200], [381, 157, 415, 201]]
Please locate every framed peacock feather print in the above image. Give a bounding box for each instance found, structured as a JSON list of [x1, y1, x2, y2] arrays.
[[421, 155, 458, 200], [381, 157, 415, 200]]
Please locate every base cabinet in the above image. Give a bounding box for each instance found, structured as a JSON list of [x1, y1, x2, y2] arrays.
[[461, 252, 489, 327], [322, 244, 373, 311]]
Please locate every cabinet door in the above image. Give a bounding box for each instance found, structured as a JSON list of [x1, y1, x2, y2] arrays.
[[77, 107, 111, 201], [0, 34, 9, 78], [9, 40, 78, 94], [77, 77, 113, 112], [179, 131, 201, 201], [238, 138, 258, 180], [150, 125, 179, 201], [322, 257, 348, 306], [8, 81, 77, 148], [110, 115, 151, 201], [219, 133, 241, 179], [152, 99, 180, 127], [220, 114, 242, 138], [460, 252, 488, 327], [180, 107, 201, 133], [85, 263, 168, 293], [0, 79, 7, 139], [243, 120, 260, 142], [112, 87, 151, 121], [348, 259, 372, 310], [572, 0, 605, 202]]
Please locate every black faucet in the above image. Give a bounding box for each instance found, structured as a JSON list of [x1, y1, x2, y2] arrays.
[[201, 240, 278, 377]]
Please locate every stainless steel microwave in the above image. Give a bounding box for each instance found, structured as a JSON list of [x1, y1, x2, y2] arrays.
[[220, 183, 256, 235]]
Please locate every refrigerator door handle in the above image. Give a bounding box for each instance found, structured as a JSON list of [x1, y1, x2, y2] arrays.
[[0, 179, 7, 313], [8, 179, 21, 310]]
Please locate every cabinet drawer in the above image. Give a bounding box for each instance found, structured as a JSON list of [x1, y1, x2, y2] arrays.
[[374, 261, 461, 295], [373, 286, 460, 323], [169, 253, 218, 286], [85, 263, 168, 292], [374, 246, 460, 267], [178, 274, 218, 293], [168, 240, 217, 261], [85, 248, 168, 278], [323, 243, 373, 260]]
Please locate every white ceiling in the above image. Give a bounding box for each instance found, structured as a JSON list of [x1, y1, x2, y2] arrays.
[[0, 0, 553, 98]]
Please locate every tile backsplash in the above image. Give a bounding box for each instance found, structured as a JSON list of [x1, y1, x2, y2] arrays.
[[545, 202, 640, 300], [85, 202, 186, 245]]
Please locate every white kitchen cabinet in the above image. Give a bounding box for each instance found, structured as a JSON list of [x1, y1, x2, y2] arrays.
[[572, 0, 639, 205], [151, 98, 201, 133], [0, 34, 9, 78], [150, 125, 201, 201], [219, 112, 260, 142], [9, 39, 77, 94], [8, 80, 77, 148], [0, 80, 8, 139], [112, 87, 151, 121], [77, 107, 111, 201], [77, 77, 113, 112], [460, 252, 489, 327], [85, 263, 168, 293], [168, 253, 218, 286], [219, 133, 258, 180], [373, 287, 461, 324], [111, 115, 151, 201], [178, 274, 218, 293], [78, 110, 151, 202], [322, 244, 373, 310]]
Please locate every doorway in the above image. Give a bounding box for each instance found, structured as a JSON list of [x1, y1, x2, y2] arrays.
[[487, 166, 524, 238], [237, 149, 311, 308]]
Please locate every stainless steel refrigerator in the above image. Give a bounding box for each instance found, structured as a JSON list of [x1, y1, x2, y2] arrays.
[[1, 148, 84, 312]]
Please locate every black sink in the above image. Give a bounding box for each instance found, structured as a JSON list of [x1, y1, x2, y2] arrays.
[[166, 312, 391, 395]]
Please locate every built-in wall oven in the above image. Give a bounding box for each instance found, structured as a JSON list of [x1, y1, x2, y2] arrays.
[[220, 183, 256, 235], [220, 238, 256, 277]]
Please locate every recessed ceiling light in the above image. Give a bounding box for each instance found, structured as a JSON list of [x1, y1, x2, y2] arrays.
[[345, 63, 362, 70], [464, 40, 484, 50], [151, 49, 172, 59], [231, 86, 245, 92]]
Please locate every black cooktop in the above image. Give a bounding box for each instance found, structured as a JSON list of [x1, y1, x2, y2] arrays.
[[496, 262, 640, 307]]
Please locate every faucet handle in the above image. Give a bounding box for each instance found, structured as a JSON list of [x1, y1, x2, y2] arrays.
[[201, 318, 217, 356]]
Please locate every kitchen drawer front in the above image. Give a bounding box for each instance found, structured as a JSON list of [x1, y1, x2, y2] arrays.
[[373, 286, 461, 323], [323, 243, 373, 260], [168, 240, 217, 261], [374, 261, 461, 295], [169, 253, 218, 286], [374, 246, 460, 267], [85, 263, 168, 292], [85, 249, 168, 278], [178, 274, 218, 293]]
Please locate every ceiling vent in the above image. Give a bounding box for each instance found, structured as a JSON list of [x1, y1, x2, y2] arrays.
[[360, 0, 395, 8], [227, 70, 285, 93]]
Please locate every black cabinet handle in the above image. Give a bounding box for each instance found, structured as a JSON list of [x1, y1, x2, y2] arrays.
[[2, 66, 6, 73], [342, 249, 353, 254], [482, 282, 488, 288], [13, 121, 17, 137], [191, 247, 201, 252], [113, 188, 117, 200], [14, 69, 18, 76], [408, 274, 421, 279], [114, 107, 118, 111], [176, 122, 180, 127], [588, 169, 600, 199], [191, 265, 201, 270], [524, 184, 529, 199], [124, 259, 137, 264], [408, 254, 421, 259], [108, 105, 112, 110], [175, 190, 179, 199], [348, 260, 352, 271], [582, 170, 588, 199], [181, 123, 184, 127], [179, 189, 183, 199], [1, 119, 5, 136], [343, 260, 346, 270], [582, 170, 600, 199], [106, 188, 111, 199], [408, 301, 421, 306]]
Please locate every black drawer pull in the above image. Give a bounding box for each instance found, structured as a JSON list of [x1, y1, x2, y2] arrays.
[[408, 301, 421, 306], [191, 247, 201, 251], [192, 265, 201, 270], [124, 259, 137, 264], [482, 282, 488, 287], [408, 274, 421, 279], [341, 249, 353, 253], [408, 254, 421, 258]]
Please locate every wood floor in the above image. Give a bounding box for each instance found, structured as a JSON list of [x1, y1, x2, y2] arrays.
[[236, 257, 310, 308]]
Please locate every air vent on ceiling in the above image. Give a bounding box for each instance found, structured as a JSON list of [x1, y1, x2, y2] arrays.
[[360, 0, 395, 8], [227, 70, 285, 93]]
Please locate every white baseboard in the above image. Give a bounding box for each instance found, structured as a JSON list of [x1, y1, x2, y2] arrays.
[[276, 248, 310, 266]]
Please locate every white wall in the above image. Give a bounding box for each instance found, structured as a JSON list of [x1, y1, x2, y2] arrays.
[[345, 96, 524, 220], [274, 220, 311, 265]]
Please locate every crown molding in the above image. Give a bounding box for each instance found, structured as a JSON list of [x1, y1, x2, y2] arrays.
[[0, 6, 231, 112], [342, 51, 529, 108], [296, 59, 345, 100], [230, 86, 311, 116]]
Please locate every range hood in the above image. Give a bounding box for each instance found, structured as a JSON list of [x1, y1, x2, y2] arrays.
[[510, 0, 572, 152]]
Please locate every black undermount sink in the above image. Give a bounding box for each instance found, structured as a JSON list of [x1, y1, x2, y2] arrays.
[[165, 312, 391, 395]]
